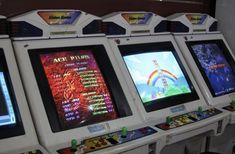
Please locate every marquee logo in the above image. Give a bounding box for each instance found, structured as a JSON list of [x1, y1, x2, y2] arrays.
[[38, 11, 81, 25], [122, 13, 152, 25], [186, 14, 207, 25]]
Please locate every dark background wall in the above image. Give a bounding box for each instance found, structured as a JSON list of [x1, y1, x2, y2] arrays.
[[0, 0, 215, 18]]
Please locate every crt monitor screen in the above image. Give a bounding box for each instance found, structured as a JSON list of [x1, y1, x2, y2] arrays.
[[29, 45, 132, 132], [186, 40, 235, 97], [0, 49, 25, 139], [119, 42, 199, 112]]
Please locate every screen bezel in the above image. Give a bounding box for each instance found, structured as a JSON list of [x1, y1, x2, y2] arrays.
[[0, 49, 25, 139], [186, 39, 235, 97], [119, 42, 199, 112], [29, 45, 132, 132]]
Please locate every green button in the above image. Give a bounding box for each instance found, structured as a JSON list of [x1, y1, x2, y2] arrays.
[[231, 99, 235, 107], [121, 127, 128, 137], [198, 106, 203, 113], [166, 116, 172, 124], [71, 139, 77, 151]]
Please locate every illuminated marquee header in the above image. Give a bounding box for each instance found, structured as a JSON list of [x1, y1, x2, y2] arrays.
[[168, 13, 218, 34], [102, 12, 168, 36], [186, 14, 207, 25], [38, 11, 81, 25], [121, 13, 153, 25], [9, 9, 103, 39]]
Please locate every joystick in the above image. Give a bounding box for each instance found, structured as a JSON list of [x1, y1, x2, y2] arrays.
[[71, 139, 77, 152], [166, 116, 172, 126], [121, 127, 128, 138], [197, 106, 203, 116]]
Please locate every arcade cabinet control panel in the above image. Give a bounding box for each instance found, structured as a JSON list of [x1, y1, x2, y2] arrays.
[[156, 107, 222, 130], [58, 126, 157, 154]]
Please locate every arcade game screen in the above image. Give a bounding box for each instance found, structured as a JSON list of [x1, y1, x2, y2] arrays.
[[0, 49, 24, 139], [0, 72, 16, 127], [186, 40, 235, 97], [119, 42, 199, 112], [29, 45, 132, 132]]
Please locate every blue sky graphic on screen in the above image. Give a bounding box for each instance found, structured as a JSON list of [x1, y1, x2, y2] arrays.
[[123, 51, 191, 104], [191, 43, 235, 96]]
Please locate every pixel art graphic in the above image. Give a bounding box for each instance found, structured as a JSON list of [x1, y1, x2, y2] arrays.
[[123, 51, 191, 104]]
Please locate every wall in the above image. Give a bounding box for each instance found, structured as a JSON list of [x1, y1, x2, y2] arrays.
[[0, 0, 215, 18], [216, 0, 235, 54]]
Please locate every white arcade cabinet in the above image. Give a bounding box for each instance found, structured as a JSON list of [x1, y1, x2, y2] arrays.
[[9, 10, 164, 154], [0, 16, 48, 154], [102, 12, 230, 153], [168, 13, 235, 153]]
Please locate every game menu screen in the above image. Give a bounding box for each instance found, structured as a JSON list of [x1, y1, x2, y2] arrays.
[[40, 50, 118, 129], [187, 40, 235, 97], [119, 42, 198, 112], [29, 45, 131, 132]]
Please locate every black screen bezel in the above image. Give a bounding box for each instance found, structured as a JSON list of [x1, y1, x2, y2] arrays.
[[0, 49, 25, 139], [186, 39, 235, 97], [119, 41, 199, 112], [28, 45, 132, 132]]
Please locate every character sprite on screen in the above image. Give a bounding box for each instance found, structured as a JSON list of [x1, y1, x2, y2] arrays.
[[147, 60, 171, 96], [147, 59, 181, 99], [153, 60, 169, 90]]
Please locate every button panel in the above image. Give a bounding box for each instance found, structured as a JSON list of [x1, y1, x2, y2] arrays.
[[58, 126, 157, 154], [156, 108, 222, 130]]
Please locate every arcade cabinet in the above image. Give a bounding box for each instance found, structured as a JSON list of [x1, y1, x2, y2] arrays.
[[0, 16, 48, 154], [168, 13, 235, 154], [102, 12, 229, 154], [9, 10, 164, 154]]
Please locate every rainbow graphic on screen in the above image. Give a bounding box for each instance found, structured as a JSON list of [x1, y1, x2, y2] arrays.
[[147, 68, 177, 86], [123, 51, 191, 103]]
